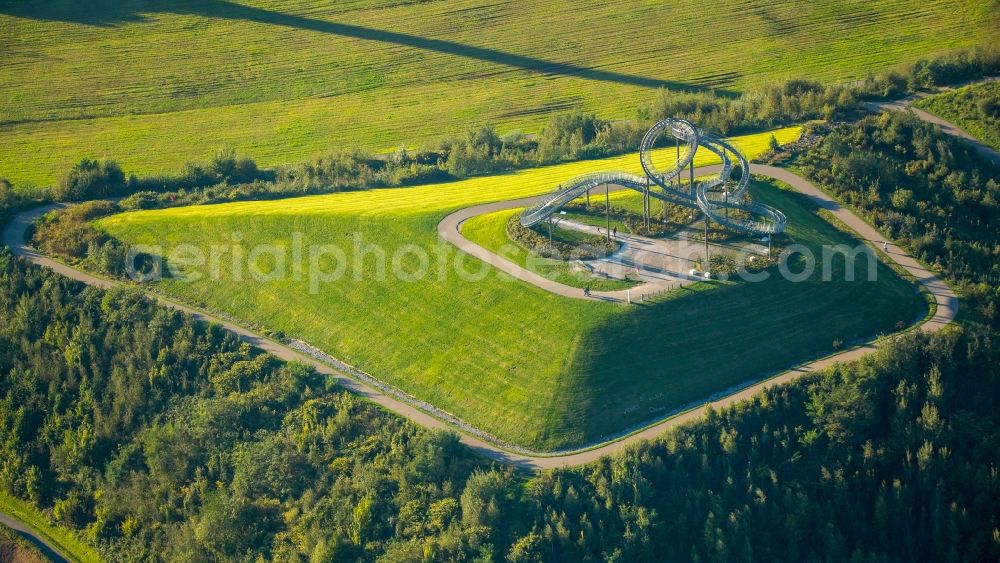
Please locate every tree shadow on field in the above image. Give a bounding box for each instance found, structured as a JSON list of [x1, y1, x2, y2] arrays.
[[0, 0, 736, 95]]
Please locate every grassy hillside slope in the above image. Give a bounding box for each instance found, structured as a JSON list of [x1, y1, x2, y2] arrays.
[[95, 127, 925, 450], [2, 0, 998, 185], [914, 81, 1000, 150]]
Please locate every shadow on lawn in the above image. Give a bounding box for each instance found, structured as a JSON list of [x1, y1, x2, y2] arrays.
[[554, 179, 926, 445], [0, 0, 736, 94]]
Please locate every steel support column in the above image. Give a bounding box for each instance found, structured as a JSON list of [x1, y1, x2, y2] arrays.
[[605, 183, 610, 243], [704, 213, 710, 272]]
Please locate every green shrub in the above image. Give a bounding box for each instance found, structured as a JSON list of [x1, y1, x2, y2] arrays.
[[907, 47, 1000, 90], [979, 97, 1000, 118], [709, 254, 738, 276], [31, 201, 120, 259], [55, 159, 127, 201], [209, 146, 260, 184]]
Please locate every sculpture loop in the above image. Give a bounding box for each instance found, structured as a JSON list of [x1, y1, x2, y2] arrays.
[[519, 118, 786, 235]]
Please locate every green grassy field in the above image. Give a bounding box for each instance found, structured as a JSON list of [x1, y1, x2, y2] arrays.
[[2, 0, 997, 186], [914, 81, 1000, 150], [93, 126, 925, 450]]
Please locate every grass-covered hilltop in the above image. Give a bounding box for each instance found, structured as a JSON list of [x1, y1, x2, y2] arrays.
[[1, 0, 998, 185], [89, 127, 924, 450]]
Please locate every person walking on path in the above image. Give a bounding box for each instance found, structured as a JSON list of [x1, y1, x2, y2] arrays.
[[883, 241, 889, 253], [613, 226, 618, 239], [583, 285, 591, 297]]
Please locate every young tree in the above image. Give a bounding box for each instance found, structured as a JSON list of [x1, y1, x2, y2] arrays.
[[768, 133, 781, 152], [461, 469, 510, 528]]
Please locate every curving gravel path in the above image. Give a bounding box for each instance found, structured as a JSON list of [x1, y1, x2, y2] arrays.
[[864, 76, 1000, 166], [5, 165, 956, 472], [0, 511, 69, 563]]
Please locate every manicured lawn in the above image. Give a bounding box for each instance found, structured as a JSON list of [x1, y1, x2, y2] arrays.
[[2, 0, 997, 185], [914, 81, 1000, 151], [96, 127, 924, 450]]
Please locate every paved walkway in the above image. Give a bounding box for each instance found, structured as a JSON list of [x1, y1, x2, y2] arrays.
[[864, 76, 1000, 166], [0, 511, 69, 563], [440, 164, 957, 327], [555, 219, 717, 286], [5, 165, 957, 471], [436, 173, 733, 302]]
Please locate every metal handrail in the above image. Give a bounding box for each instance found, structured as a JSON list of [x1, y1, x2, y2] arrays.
[[520, 117, 788, 235]]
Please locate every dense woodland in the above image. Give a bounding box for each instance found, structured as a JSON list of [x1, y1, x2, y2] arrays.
[[797, 111, 1000, 328], [0, 249, 486, 561], [1, 250, 998, 561]]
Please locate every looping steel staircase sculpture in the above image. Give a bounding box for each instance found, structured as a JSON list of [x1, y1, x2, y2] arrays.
[[519, 118, 787, 235]]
